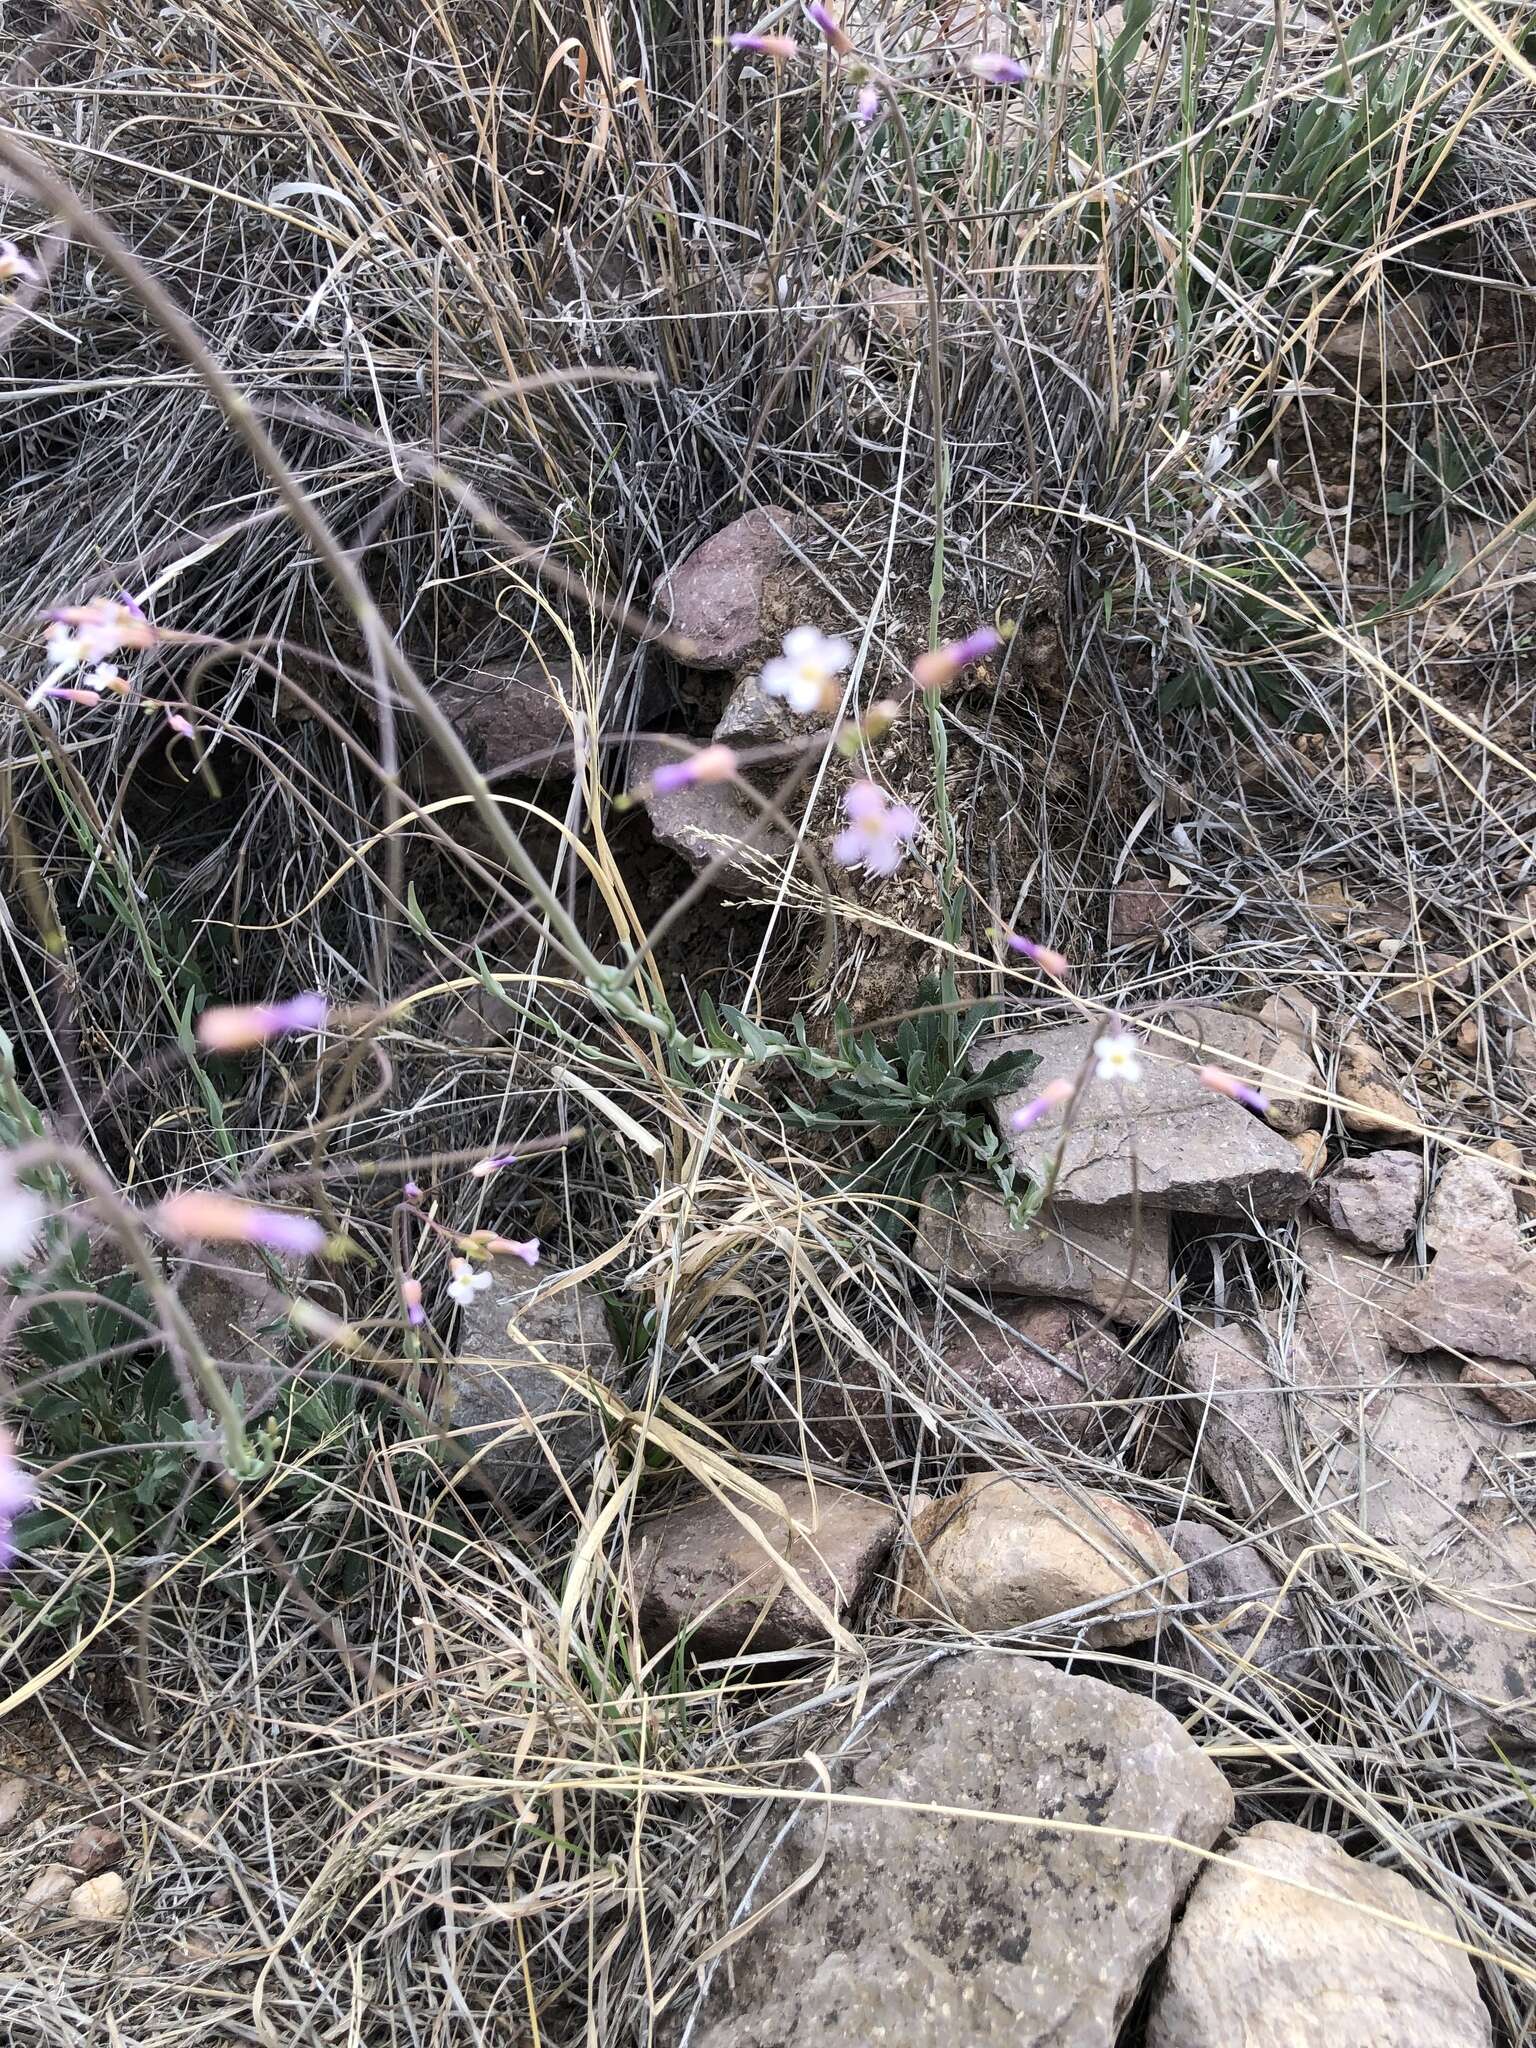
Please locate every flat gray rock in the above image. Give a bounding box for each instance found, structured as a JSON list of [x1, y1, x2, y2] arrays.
[[914, 1187, 1171, 1318], [1397, 1242, 1536, 1370], [630, 738, 787, 882], [1309, 1149, 1422, 1253], [1146, 1819, 1491, 2048], [1155, 1519, 1316, 1704], [983, 1014, 1311, 1218], [442, 1266, 627, 1504], [670, 1652, 1233, 2047]]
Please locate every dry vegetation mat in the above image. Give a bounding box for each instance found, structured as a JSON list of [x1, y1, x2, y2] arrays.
[[1, 0, 1536, 2041]]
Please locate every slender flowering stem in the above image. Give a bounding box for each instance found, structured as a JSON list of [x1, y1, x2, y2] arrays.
[[197, 992, 328, 1051], [1198, 1065, 1270, 1116], [1010, 1076, 1076, 1132]]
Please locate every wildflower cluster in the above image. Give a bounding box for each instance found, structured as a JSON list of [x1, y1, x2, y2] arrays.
[[26, 595, 200, 748]]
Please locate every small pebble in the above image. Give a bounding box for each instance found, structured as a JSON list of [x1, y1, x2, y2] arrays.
[[66, 1870, 128, 1923]]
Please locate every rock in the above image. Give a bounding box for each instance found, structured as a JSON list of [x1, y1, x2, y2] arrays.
[[1110, 870, 1183, 946], [1254, 992, 1326, 1136], [1337, 1035, 1416, 1138], [810, 1300, 1137, 1463], [897, 1475, 1186, 1646], [1155, 1520, 1314, 1702], [0, 1772, 31, 1832], [653, 506, 809, 668], [1290, 1130, 1328, 1180], [22, 1863, 78, 1914], [1424, 1152, 1522, 1257], [442, 1267, 628, 1505], [635, 1481, 897, 1660], [1309, 1150, 1422, 1253], [1459, 1359, 1536, 1424], [914, 1187, 1171, 1318], [986, 1014, 1311, 1218], [1485, 1136, 1536, 1216], [673, 1652, 1234, 2048], [1179, 1225, 1536, 1743], [66, 1870, 128, 1923], [174, 1246, 296, 1409], [1146, 1819, 1491, 2048], [628, 736, 787, 883], [425, 656, 574, 786], [64, 1823, 125, 1876], [1317, 291, 1434, 395], [1396, 1242, 1536, 1371]]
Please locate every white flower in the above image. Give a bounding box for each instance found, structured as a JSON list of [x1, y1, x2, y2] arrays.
[[0, 1171, 44, 1267], [1093, 1028, 1143, 1087], [760, 625, 854, 715], [447, 1257, 493, 1307], [833, 780, 919, 878]]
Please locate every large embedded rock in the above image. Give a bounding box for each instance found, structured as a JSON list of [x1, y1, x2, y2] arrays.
[[807, 1299, 1138, 1464], [425, 656, 575, 787], [984, 1013, 1311, 1218], [914, 1187, 1171, 1319], [896, 1475, 1186, 1646], [1176, 1224, 1536, 1743], [1425, 1153, 1523, 1257], [635, 1480, 897, 1661], [1459, 1359, 1536, 1424], [1309, 1150, 1422, 1254], [1396, 1242, 1536, 1371], [441, 1266, 626, 1504], [1155, 1519, 1315, 1704], [653, 506, 810, 668], [1146, 1819, 1491, 2048], [672, 1652, 1234, 2048]]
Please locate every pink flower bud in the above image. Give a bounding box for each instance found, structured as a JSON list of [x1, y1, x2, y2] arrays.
[[967, 52, 1030, 84], [1005, 933, 1071, 979], [729, 31, 800, 57], [159, 1191, 329, 1256], [854, 81, 881, 124], [197, 992, 328, 1051], [805, 0, 854, 54], [912, 626, 1003, 690], [469, 1150, 517, 1180], [0, 1428, 32, 1570], [651, 744, 738, 794], [400, 1275, 425, 1326], [1197, 1065, 1269, 1116], [1009, 1076, 1075, 1132]]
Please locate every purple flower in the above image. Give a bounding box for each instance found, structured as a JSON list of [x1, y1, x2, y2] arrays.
[[805, 0, 853, 53], [401, 1276, 426, 1326], [854, 82, 882, 125], [402, 1180, 422, 1202], [0, 1169, 44, 1267], [833, 781, 919, 877], [469, 1150, 518, 1180], [967, 52, 1031, 85], [0, 1430, 32, 1570], [197, 992, 328, 1051]]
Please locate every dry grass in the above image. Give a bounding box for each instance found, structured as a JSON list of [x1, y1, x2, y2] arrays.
[[2, 0, 1536, 2040]]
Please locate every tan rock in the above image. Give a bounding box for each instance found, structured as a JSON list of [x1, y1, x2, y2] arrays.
[[21, 1863, 78, 1914], [1146, 1819, 1491, 2048], [1459, 1358, 1536, 1424], [636, 1480, 897, 1659], [66, 1870, 128, 1923], [1485, 1137, 1536, 1216], [897, 1475, 1186, 1645], [0, 1772, 31, 1832], [1289, 1130, 1327, 1180], [1425, 1152, 1522, 1257], [1337, 1035, 1416, 1137]]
